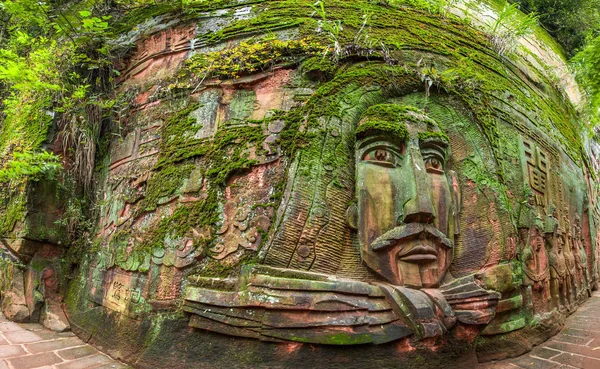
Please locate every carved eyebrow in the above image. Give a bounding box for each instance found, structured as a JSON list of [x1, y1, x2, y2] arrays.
[[355, 121, 409, 143], [418, 131, 449, 147], [419, 138, 448, 152], [355, 133, 408, 152], [355, 134, 407, 154]]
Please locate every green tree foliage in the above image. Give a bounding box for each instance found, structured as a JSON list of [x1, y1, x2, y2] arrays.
[[0, 0, 114, 190], [509, 0, 600, 57], [0, 151, 61, 183], [572, 36, 600, 129]]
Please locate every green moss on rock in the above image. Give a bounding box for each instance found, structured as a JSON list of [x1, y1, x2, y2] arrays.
[[301, 56, 338, 81], [356, 104, 416, 140], [418, 130, 449, 141]]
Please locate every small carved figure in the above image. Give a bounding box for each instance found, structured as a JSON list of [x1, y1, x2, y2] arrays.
[[573, 215, 590, 299], [545, 204, 559, 235], [546, 205, 566, 311], [505, 235, 518, 261], [563, 216, 577, 309], [517, 193, 538, 244], [521, 217, 550, 311]]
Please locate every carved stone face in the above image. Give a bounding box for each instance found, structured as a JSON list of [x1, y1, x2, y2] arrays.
[[557, 235, 564, 254], [532, 227, 544, 252], [355, 105, 459, 288]]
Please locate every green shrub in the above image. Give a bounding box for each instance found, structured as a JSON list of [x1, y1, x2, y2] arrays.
[[509, 0, 600, 57]]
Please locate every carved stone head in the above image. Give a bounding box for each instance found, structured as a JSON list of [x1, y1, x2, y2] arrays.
[[354, 105, 460, 288], [575, 214, 582, 239], [557, 232, 565, 254], [532, 216, 545, 252]]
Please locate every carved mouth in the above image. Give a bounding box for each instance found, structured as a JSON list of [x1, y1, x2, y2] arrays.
[[397, 245, 438, 263], [370, 223, 453, 251]]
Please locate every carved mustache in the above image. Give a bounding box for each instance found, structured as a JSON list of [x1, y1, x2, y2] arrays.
[[370, 223, 453, 252]]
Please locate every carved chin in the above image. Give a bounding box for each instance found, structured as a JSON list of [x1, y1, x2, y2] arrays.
[[365, 238, 451, 288]]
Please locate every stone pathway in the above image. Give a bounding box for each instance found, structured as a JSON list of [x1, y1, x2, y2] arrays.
[[481, 290, 600, 369], [0, 315, 129, 369]]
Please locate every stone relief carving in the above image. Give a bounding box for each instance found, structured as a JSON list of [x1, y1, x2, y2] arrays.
[[546, 205, 567, 311], [80, 71, 599, 355], [183, 104, 502, 344], [522, 139, 549, 207], [352, 106, 458, 289], [573, 215, 591, 300], [0, 2, 598, 367], [36, 8, 594, 363], [521, 217, 550, 311], [211, 197, 271, 260]]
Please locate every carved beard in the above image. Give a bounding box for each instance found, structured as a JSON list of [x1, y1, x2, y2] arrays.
[[364, 223, 453, 288]]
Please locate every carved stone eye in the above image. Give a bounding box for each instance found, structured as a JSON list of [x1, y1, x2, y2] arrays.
[[424, 157, 443, 172], [363, 148, 395, 166], [375, 149, 389, 161]]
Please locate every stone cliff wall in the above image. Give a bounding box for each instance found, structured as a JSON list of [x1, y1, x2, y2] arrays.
[[1, 1, 599, 368]]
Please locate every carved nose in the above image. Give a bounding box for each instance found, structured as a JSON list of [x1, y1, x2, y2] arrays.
[[402, 148, 436, 224]]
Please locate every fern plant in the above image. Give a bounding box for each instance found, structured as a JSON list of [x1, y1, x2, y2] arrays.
[[310, 0, 343, 60], [488, 3, 538, 56]]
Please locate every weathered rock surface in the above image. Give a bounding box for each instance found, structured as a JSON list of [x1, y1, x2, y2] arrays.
[[1, 1, 599, 368]]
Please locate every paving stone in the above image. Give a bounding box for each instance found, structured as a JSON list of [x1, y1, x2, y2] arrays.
[[7, 352, 63, 369], [551, 353, 600, 368], [19, 323, 44, 331], [572, 313, 600, 318], [94, 362, 131, 369], [572, 320, 600, 327], [36, 330, 61, 340], [0, 315, 125, 369], [570, 320, 600, 328], [561, 328, 600, 339], [0, 321, 24, 333], [3, 330, 43, 344], [510, 355, 564, 369], [25, 337, 86, 354], [478, 361, 519, 369], [57, 331, 76, 337], [0, 345, 27, 359], [529, 347, 562, 360], [552, 334, 594, 346], [57, 345, 99, 360], [568, 326, 600, 334], [36, 330, 76, 340], [55, 354, 112, 369], [546, 341, 600, 359], [569, 313, 595, 320]]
